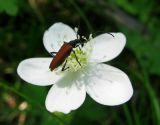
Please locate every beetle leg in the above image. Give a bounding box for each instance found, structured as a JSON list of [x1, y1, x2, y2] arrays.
[[62, 60, 69, 71], [81, 43, 84, 47], [72, 50, 81, 67], [75, 44, 82, 51], [78, 45, 82, 51], [50, 52, 57, 57]]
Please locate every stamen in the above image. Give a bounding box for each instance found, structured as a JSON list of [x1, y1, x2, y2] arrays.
[[55, 35, 93, 73], [74, 27, 78, 33]]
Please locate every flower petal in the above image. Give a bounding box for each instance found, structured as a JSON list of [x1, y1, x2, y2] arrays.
[[90, 33, 126, 63], [45, 72, 86, 113], [43, 22, 77, 53], [85, 64, 133, 106], [17, 58, 64, 86]]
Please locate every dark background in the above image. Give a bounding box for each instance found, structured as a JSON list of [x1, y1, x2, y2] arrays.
[[0, 0, 160, 125]]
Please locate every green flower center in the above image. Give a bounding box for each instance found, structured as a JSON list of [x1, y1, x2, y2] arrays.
[[60, 39, 93, 72], [66, 48, 88, 72]]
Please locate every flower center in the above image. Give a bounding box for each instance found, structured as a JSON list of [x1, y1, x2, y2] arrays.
[[63, 41, 92, 72], [56, 34, 93, 73], [66, 49, 87, 72]]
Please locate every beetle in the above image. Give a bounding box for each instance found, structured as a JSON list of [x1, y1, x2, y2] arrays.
[[49, 38, 86, 71]]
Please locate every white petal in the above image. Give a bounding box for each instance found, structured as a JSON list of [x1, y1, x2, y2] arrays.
[[43, 22, 77, 53], [17, 58, 64, 86], [85, 64, 133, 106], [45, 72, 86, 113], [90, 33, 126, 63]]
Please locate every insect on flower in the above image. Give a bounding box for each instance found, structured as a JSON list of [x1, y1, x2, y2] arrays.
[[49, 31, 115, 71], [49, 35, 86, 71], [17, 22, 133, 114]]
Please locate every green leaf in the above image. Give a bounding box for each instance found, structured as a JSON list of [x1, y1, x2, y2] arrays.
[[125, 30, 160, 75], [21, 84, 48, 105], [0, 0, 18, 16], [77, 97, 107, 120], [41, 112, 61, 125]]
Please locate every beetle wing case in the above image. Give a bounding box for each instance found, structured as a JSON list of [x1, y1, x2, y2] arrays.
[[49, 42, 72, 71]]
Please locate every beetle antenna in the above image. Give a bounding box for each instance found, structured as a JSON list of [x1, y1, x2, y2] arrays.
[[108, 33, 114, 37], [92, 30, 115, 37]]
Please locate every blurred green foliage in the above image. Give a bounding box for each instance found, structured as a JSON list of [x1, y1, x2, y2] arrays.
[[0, 0, 160, 125], [0, 0, 19, 16]]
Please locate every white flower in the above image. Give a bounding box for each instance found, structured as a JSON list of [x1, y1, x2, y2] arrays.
[[17, 22, 133, 114]]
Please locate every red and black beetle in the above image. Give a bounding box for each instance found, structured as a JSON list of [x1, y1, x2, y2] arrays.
[[49, 33, 114, 71], [49, 38, 86, 71]]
